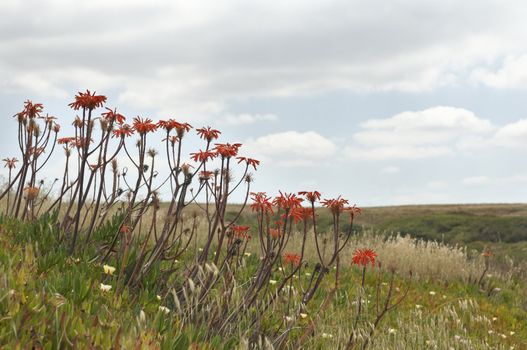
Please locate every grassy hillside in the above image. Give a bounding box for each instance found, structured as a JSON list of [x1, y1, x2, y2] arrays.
[[0, 214, 526, 349]]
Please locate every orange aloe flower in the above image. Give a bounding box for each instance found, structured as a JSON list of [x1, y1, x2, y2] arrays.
[[57, 137, 76, 145], [68, 90, 107, 110], [236, 157, 260, 170], [321, 196, 349, 215], [133, 117, 157, 134], [112, 124, 134, 138], [198, 170, 215, 180], [250, 192, 274, 214], [190, 150, 217, 163], [269, 228, 282, 239], [3, 157, 18, 170], [283, 252, 301, 267], [298, 191, 321, 203], [162, 120, 193, 137], [22, 100, 44, 119], [352, 248, 377, 267], [214, 143, 242, 158], [196, 126, 221, 142], [288, 206, 314, 224], [231, 225, 251, 239], [102, 107, 126, 124], [273, 191, 303, 210], [345, 204, 362, 219]]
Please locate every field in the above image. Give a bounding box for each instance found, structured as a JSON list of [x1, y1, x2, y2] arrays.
[[1, 204, 526, 349]]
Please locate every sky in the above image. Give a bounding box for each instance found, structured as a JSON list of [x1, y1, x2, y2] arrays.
[[1, 0, 527, 206]]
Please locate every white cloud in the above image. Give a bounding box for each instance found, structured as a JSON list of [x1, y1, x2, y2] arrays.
[[1, 0, 527, 122], [244, 131, 336, 167], [492, 119, 527, 147], [345, 106, 494, 160], [472, 55, 527, 89]]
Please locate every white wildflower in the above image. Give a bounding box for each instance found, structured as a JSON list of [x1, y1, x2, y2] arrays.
[[99, 283, 112, 292], [159, 306, 171, 314]]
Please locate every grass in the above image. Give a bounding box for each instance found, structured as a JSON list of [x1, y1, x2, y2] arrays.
[[1, 212, 526, 349]]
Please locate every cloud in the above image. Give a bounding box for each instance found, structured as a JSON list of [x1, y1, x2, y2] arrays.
[[244, 131, 336, 167], [345, 106, 494, 160], [1, 0, 527, 122], [471, 55, 527, 89], [492, 119, 527, 147]]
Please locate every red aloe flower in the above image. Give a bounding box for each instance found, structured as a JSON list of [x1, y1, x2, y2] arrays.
[[165, 136, 179, 144], [269, 228, 282, 239], [68, 90, 107, 110], [199, 170, 215, 180], [158, 119, 192, 134], [289, 206, 314, 223], [3, 157, 18, 169], [113, 124, 134, 138], [298, 191, 321, 203], [190, 150, 217, 163], [22, 100, 44, 119], [283, 252, 301, 267], [196, 126, 221, 142], [236, 157, 260, 170], [174, 122, 192, 136], [133, 117, 157, 134], [57, 137, 77, 145], [231, 225, 251, 239], [345, 204, 362, 219], [214, 143, 242, 158], [321, 196, 349, 215], [102, 107, 126, 124], [250, 192, 274, 214], [352, 248, 377, 267], [273, 191, 303, 210]]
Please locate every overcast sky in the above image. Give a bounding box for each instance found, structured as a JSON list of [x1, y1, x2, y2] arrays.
[[2, 0, 527, 206]]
